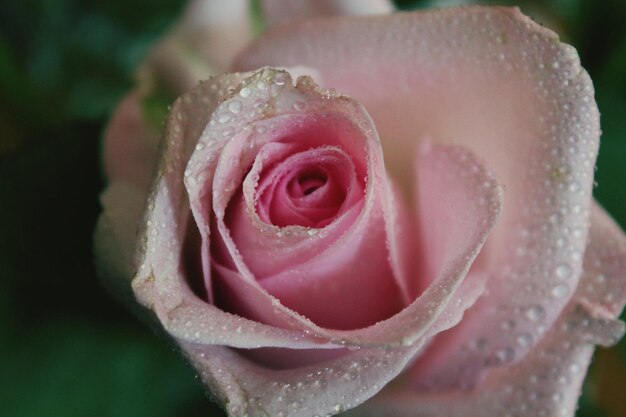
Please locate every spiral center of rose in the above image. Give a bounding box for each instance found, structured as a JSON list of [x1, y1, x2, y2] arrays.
[[254, 147, 357, 229], [293, 169, 327, 196], [203, 105, 406, 335]]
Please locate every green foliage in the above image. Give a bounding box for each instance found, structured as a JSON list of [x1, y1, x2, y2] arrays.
[[0, 319, 212, 417]]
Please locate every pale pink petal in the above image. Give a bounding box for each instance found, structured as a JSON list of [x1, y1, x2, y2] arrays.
[[344, 204, 626, 417], [140, 0, 252, 93], [262, 0, 393, 26], [102, 92, 159, 191], [178, 266, 489, 417], [126, 73, 335, 350], [258, 194, 401, 330], [185, 69, 501, 347], [98, 68, 502, 414], [94, 182, 148, 303], [577, 203, 626, 316], [235, 6, 601, 386], [96, 91, 163, 305]]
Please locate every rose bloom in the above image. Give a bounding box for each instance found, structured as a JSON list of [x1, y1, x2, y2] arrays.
[[95, 1, 626, 416]]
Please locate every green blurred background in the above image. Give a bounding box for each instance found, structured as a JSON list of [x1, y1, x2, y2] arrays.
[[0, 1, 624, 416]]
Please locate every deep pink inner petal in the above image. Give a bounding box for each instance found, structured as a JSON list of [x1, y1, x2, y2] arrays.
[[256, 147, 354, 228], [292, 171, 327, 197], [206, 109, 407, 331]]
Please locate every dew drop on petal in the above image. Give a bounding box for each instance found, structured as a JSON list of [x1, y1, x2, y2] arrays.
[[228, 100, 242, 114], [555, 264, 572, 279], [517, 332, 533, 347], [551, 283, 569, 299], [495, 347, 516, 363], [525, 305, 546, 322]]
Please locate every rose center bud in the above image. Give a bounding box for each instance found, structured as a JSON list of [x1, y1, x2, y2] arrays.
[[209, 112, 406, 334], [296, 171, 326, 196], [256, 154, 350, 228]]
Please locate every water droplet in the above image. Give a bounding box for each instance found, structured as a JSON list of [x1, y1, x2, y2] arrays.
[[569, 363, 581, 374], [218, 113, 231, 124], [525, 305, 545, 322], [555, 264, 572, 279], [343, 371, 357, 380], [517, 332, 533, 347], [228, 100, 242, 114], [500, 319, 516, 331], [551, 283, 569, 298], [274, 72, 287, 85], [495, 347, 516, 363], [469, 338, 488, 352], [293, 101, 307, 111], [568, 180, 580, 193], [239, 87, 251, 97]]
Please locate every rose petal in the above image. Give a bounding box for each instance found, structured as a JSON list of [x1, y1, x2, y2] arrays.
[[261, 0, 393, 26], [230, 141, 363, 279], [94, 182, 148, 303], [235, 6, 601, 386], [186, 69, 406, 333], [178, 265, 489, 417], [98, 68, 501, 412], [102, 92, 159, 191], [577, 203, 626, 317], [254, 146, 359, 228], [119, 73, 336, 350], [184, 69, 501, 347], [343, 203, 626, 417], [333, 141, 502, 346]]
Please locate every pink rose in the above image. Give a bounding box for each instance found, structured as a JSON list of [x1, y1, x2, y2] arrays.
[[95, 1, 626, 416]]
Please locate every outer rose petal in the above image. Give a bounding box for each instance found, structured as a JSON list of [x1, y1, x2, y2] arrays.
[[102, 92, 159, 191], [235, 6, 602, 387], [178, 261, 489, 417], [94, 182, 148, 303], [261, 0, 393, 26], [344, 203, 626, 417]]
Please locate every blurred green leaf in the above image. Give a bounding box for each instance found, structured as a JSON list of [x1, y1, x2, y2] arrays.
[[0, 0, 184, 129], [0, 318, 218, 417]]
